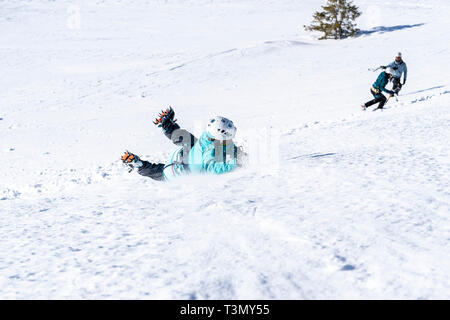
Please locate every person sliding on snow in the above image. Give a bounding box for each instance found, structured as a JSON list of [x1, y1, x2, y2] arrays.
[[380, 52, 407, 95], [361, 67, 396, 110], [121, 107, 246, 181]]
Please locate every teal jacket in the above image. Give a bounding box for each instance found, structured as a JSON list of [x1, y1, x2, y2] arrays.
[[373, 71, 394, 95], [163, 131, 238, 180]]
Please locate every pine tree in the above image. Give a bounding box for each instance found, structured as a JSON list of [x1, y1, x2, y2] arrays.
[[304, 0, 362, 40]]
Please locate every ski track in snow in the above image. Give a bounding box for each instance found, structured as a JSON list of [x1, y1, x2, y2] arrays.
[[1, 0, 449, 299]]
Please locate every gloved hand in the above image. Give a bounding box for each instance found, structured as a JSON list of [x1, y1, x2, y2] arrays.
[[380, 66, 386, 69], [121, 151, 143, 170], [402, 80, 406, 85], [153, 107, 177, 130]]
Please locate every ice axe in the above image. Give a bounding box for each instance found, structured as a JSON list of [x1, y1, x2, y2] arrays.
[[387, 93, 399, 103], [392, 92, 399, 102]]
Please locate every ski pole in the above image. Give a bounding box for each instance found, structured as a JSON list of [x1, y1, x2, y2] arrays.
[[368, 66, 381, 72]]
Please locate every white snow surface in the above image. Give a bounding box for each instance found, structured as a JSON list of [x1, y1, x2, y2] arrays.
[[1, 0, 449, 299]]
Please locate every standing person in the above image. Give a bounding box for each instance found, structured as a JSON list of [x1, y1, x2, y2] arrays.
[[121, 107, 246, 181], [381, 52, 407, 95], [361, 67, 396, 110]]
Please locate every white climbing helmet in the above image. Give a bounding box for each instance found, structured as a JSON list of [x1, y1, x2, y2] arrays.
[[206, 116, 237, 140], [385, 67, 394, 75], [396, 52, 402, 58]]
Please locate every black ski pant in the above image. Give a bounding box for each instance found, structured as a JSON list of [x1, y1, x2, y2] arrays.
[[138, 122, 198, 181], [137, 162, 166, 181], [364, 88, 387, 109], [392, 77, 402, 94]]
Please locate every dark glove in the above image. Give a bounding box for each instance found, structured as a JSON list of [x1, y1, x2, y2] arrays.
[[153, 107, 177, 131], [402, 80, 406, 85], [380, 66, 386, 69], [121, 151, 143, 170], [393, 66, 398, 70]]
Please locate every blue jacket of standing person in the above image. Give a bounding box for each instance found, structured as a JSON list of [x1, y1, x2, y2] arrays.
[[387, 60, 407, 81]]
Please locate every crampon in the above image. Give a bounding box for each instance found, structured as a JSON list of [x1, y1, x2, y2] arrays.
[[153, 107, 176, 127], [121, 151, 137, 163]]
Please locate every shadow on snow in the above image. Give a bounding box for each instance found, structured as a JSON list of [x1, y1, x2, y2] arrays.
[[288, 153, 337, 161], [403, 85, 445, 96], [358, 23, 425, 36]]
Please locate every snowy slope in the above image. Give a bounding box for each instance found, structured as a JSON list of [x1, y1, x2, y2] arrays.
[[0, 0, 449, 299]]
